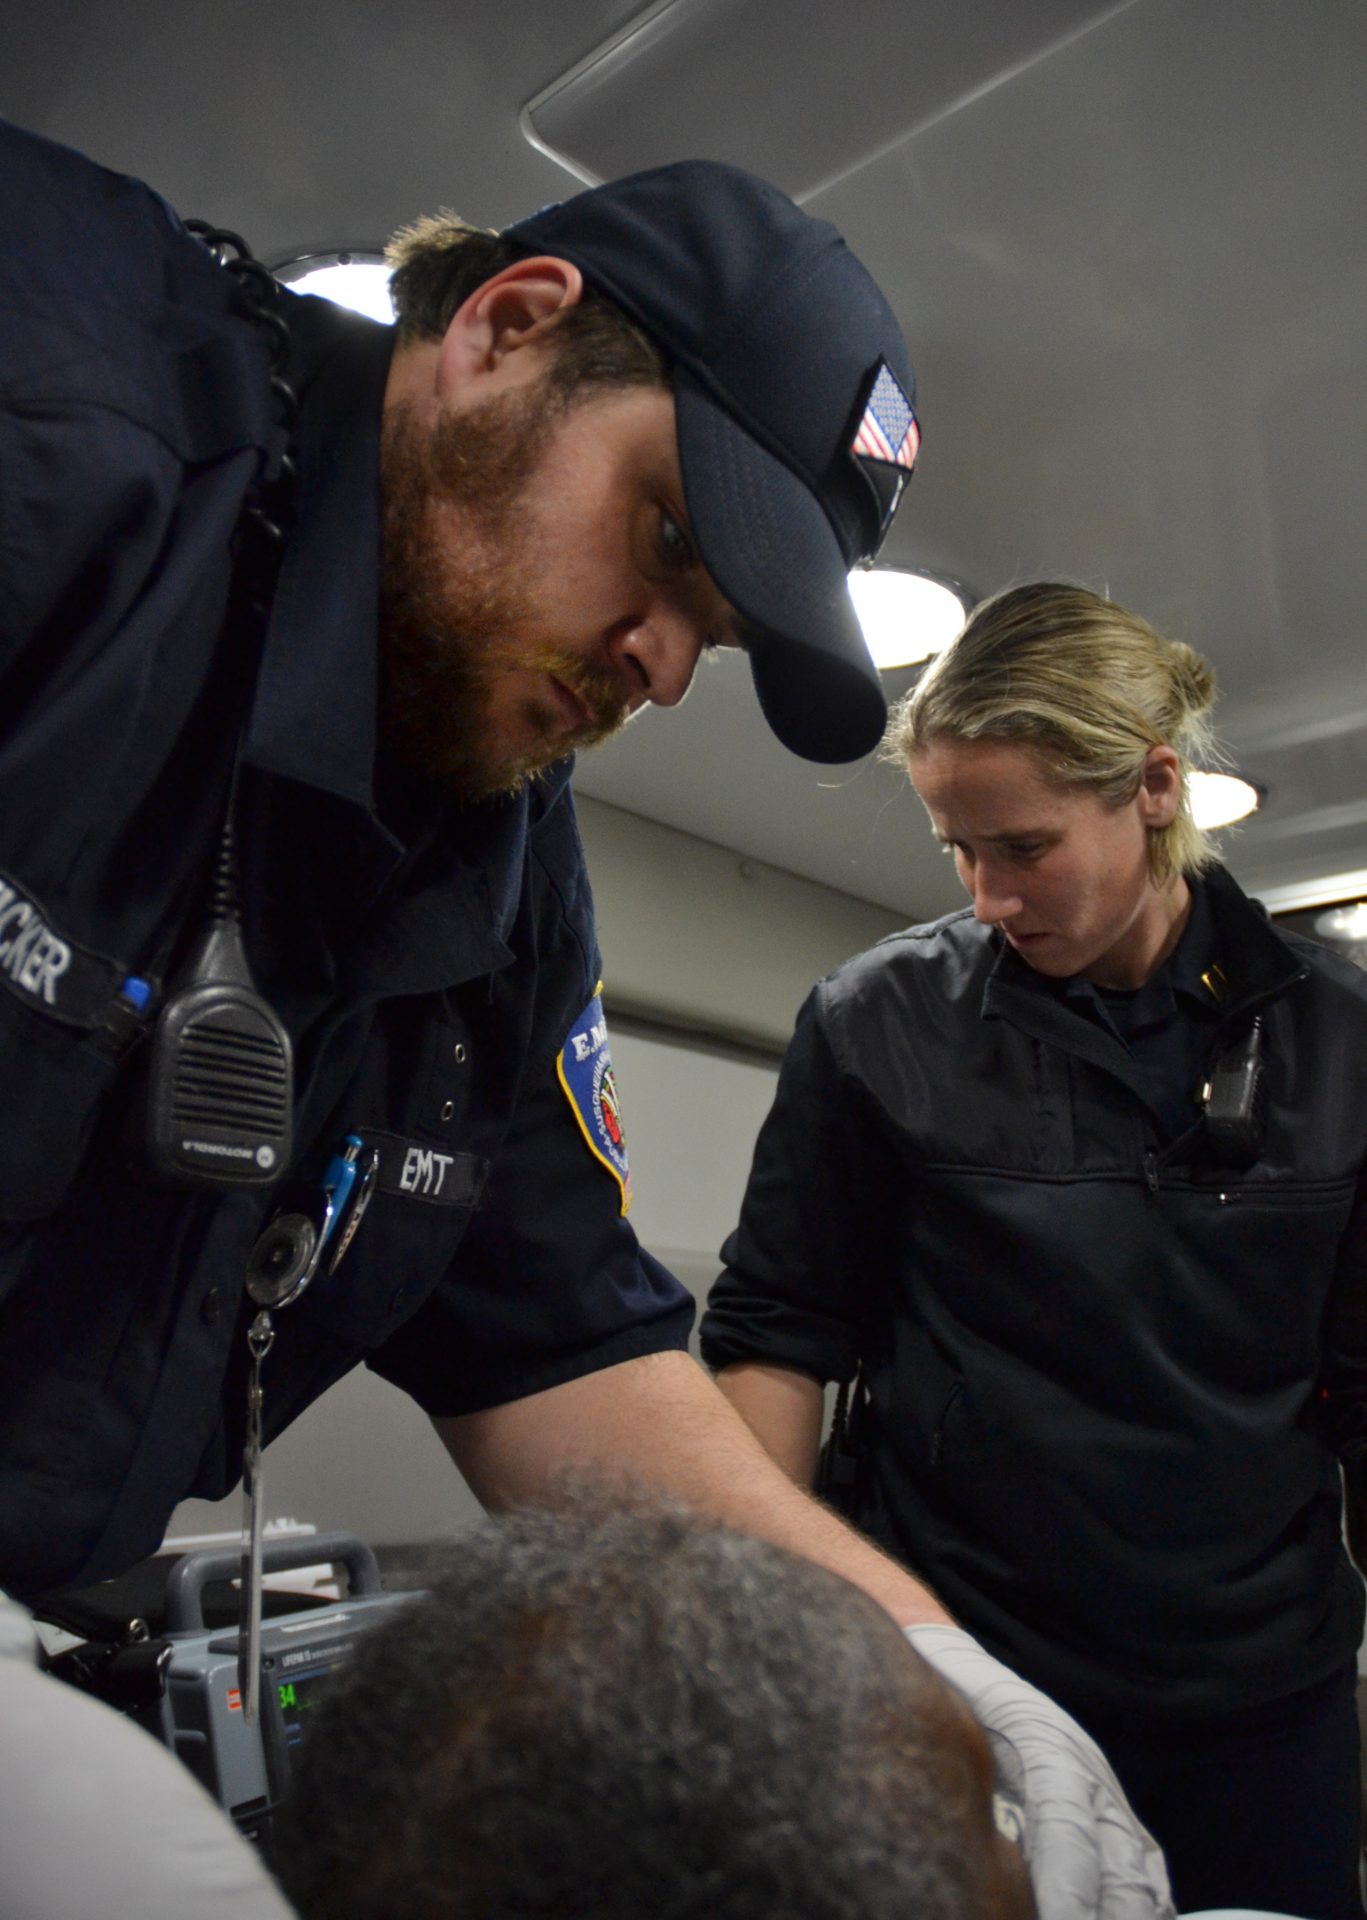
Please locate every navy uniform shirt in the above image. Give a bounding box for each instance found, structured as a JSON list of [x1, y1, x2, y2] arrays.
[[703, 864, 1367, 1720], [1016, 877, 1227, 1144], [0, 123, 691, 1597]]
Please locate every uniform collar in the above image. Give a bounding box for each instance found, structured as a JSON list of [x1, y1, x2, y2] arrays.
[[1198, 861, 1310, 1009], [1056, 875, 1220, 1032], [1167, 876, 1221, 1007], [243, 293, 394, 813]]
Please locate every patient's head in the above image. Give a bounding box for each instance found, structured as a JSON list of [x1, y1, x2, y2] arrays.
[[275, 1492, 1030, 1920]]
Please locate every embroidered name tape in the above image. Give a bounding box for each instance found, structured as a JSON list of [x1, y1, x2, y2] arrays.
[[0, 864, 147, 1032], [557, 984, 631, 1215], [0, 878, 70, 1007], [356, 1130, 490, 1207]]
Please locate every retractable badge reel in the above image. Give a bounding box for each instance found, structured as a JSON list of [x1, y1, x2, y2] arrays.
[[237, 1133, 378, 1718]]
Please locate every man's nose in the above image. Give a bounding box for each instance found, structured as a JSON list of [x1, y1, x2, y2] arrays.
[[607, 607, 705, 709]]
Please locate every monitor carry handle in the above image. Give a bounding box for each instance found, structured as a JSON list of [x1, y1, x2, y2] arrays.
[[162, 1529, 382, 1634]]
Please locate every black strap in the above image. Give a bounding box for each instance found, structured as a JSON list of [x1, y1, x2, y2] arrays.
[[815, 1370, 866, 1515]]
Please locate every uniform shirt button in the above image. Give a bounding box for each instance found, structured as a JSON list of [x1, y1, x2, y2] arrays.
[[200, 1286, 226, 1325], [453, 1043, 467, 1064], [441, 1100, 455, 1122]]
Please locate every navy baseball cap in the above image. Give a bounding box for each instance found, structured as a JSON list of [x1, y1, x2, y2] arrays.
[[506, 161, 920, 763]]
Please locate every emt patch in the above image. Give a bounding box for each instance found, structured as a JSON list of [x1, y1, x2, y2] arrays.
[[557, 984, 631, 1215]]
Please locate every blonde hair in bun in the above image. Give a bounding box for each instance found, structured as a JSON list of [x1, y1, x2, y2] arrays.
[[886, 582, 1220, 883]]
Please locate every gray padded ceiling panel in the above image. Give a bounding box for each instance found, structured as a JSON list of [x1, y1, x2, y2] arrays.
[[523, 0, 1136, 199]]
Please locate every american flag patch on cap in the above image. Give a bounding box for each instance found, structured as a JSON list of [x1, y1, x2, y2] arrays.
[[851, 361, 920, 471]]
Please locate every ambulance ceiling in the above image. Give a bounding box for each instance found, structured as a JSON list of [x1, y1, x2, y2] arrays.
[[7, 0, 1366, 918]]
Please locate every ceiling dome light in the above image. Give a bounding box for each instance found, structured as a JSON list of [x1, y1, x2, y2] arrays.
[[847, 566, 970, 672], [1188, 770, 1262, 829], [274, 251, 394, 323]]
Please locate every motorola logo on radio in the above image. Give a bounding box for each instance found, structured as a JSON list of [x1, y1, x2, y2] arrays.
[[181, 1139, 257, 1160]]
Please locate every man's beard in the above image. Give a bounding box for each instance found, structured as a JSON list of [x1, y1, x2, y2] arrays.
[[378, 384, 631, 806]]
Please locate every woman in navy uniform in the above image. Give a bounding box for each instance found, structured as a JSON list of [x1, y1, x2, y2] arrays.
[[705, 581, 1367, 1917]]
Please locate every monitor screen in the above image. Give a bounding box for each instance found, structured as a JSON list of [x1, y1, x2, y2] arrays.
[[273, 1663, 334, 1750]]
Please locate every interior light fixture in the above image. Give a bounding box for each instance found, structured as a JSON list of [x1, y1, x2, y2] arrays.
[[847, 566, 970, 672], [273, 251, 394, 323], [1251, 868, 1367, 915], [1187, 771, 1262, 830], [1315, 901, 1367, 944]]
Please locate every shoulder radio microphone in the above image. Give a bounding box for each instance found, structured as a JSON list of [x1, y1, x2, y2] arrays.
[[142, 804, 293, 1189], [137, 219, 300, 1190]]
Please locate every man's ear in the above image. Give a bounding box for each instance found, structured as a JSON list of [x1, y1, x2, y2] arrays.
[[435, 256, 585, 399], [1136, 744, 1182, 829]]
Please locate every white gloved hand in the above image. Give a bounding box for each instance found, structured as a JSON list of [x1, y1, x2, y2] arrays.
[[906, 1625, 1174, 1920]]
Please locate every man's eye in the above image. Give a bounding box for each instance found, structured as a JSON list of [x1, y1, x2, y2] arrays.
[[656, 509, 696, 573], [1007, 844, 1045, 861]]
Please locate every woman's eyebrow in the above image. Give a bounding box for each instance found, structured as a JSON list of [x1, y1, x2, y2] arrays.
[[932, 824, 1055, 844]]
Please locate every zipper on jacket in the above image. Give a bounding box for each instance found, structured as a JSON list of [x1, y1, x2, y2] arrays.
[[1143, 1148, 1159, 1196]]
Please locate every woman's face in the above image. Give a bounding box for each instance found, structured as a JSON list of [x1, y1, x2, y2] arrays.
[[907, 735, 1185, 988]]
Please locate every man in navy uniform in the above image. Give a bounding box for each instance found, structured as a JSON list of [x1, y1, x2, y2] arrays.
[[0, 120, 1167, 1917]]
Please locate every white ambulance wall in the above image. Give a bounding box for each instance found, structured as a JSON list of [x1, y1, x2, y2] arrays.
[[166, 802, 893, 1550], [576, 795, 905, 1054]]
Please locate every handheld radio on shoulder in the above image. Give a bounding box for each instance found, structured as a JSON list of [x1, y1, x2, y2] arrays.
[[143, 808, 293, 1188]]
